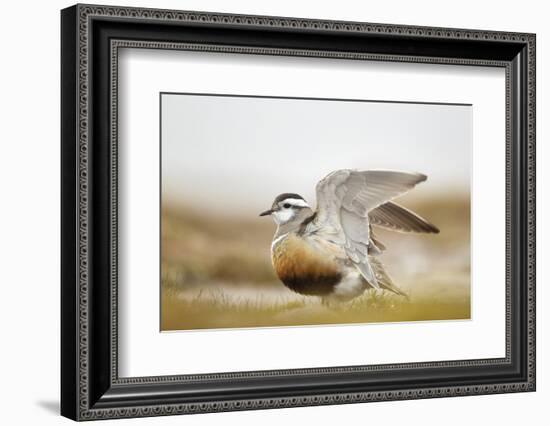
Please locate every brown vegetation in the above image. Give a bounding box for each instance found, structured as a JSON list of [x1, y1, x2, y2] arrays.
[[161, 195, 470, 331]]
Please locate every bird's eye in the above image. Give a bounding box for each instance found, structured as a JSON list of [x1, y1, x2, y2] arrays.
[[283, 203, 291, 209]]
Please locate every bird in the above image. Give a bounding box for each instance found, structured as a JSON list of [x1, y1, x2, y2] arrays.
[[259, 169, 439, 303]]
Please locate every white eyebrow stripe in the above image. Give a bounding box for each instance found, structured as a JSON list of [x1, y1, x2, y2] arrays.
[[281, 198, 309, 208]]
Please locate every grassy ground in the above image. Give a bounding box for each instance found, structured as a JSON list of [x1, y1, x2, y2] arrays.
[[161, 286, 470, 331], [161, 195, 471, 331]]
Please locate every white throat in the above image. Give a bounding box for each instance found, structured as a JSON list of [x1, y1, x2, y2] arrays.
[[272, 209, 296, 225]]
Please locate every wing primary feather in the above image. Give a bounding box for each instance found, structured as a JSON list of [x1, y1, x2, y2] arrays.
[[369, 202, 439, 234]]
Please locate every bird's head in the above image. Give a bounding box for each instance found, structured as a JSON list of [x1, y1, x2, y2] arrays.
[[259, 193, 312, 226]]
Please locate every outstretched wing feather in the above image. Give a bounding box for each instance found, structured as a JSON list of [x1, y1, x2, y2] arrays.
[[369, 201, 440, 234], [311, 169, 428, 287], [341, 170, 427, 216]]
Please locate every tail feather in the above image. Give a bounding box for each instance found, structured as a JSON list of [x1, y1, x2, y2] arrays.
[[368, 256, 409, 299]]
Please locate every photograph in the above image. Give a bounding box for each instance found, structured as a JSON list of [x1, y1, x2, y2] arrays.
[[160, 93, 472, 331]]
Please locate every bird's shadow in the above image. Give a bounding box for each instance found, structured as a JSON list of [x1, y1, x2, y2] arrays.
[[36, 400, 59, 415]]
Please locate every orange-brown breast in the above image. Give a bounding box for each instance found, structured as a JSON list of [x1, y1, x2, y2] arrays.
[[272, 234, 342, 296]]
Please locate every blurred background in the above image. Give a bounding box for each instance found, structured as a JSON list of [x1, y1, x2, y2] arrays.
[[161, 93, 471, 330]]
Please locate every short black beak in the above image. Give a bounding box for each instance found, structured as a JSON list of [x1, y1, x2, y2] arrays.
[[259, 209, 273, 217]]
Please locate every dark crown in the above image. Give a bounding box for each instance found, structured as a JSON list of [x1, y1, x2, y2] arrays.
[[274, 193, 305, 203]]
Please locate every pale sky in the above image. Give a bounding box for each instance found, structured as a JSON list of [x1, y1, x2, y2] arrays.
[[161, 93, 471, 215]]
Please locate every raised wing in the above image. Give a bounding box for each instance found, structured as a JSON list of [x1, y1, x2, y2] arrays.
[[311, 169, 428, 287], [369, 201, 439, 234]]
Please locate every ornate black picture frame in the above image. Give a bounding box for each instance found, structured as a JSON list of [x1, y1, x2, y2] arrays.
[[61, 4, 536, 421]]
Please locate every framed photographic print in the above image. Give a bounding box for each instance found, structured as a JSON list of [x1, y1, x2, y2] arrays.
[[61, 4, 536, 421]]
